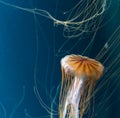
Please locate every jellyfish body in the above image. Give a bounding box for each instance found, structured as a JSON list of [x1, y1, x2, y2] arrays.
[[59, 55, 104, 118]]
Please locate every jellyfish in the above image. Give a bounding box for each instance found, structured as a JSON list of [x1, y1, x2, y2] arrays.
[[59, 55, 104, 118], [0, 0, 119, 118]]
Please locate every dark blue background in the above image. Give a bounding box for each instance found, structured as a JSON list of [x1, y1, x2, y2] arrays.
[[0, 0, 119, 118]]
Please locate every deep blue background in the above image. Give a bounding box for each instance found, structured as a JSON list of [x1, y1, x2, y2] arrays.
[[0, 0, 119, 118]]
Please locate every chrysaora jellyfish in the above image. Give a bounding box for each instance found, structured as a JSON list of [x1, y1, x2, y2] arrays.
[[0, 0, 119, 118], [59, 55, 104, 118]]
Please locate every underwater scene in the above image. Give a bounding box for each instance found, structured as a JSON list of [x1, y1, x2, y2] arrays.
[[0, 0, 120, 118]]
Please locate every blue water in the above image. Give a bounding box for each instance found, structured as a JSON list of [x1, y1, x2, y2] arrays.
[[0, 0, 119, 118]]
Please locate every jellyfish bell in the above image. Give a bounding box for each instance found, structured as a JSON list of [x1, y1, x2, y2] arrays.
[[59, 54, 104, 118], [61, 55, 104, 80]]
